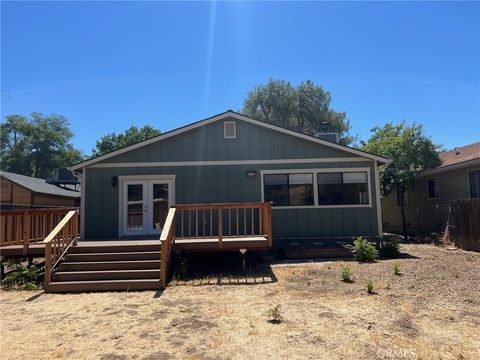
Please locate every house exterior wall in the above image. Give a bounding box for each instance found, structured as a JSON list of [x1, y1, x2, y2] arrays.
[[382, 163, 480, 234], [83, 116, 382, 243]]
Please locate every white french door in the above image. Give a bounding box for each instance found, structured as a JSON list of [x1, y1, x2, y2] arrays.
[[121, 178, 174, 236]]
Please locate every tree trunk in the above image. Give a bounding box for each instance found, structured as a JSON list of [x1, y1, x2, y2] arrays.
[[400, 204, 408, 241]]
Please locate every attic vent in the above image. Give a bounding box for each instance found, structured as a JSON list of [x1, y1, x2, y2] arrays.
[[224, 121, 236, 139]]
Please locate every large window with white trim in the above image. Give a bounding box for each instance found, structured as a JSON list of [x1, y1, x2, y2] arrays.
[[317, 172, 369, 205], [262, 169, 371, 207]]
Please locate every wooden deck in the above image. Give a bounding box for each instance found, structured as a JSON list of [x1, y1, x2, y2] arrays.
[[1, 202, 273, 292]]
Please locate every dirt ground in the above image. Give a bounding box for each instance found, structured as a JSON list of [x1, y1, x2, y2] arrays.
[[1, 244, 479, 360]]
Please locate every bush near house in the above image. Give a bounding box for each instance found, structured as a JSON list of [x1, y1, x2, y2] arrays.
[[345, 236, 379, 262]]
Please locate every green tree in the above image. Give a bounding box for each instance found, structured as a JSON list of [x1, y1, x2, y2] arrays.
[[361, 123, 442, 240], [1, 113, 83, 178], [92, 125, 161, 156], [242, 79, 353, 144]]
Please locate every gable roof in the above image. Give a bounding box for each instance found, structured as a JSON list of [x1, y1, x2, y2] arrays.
[[71, 110, 389, 171], [439, 142, 480, 168], [0, 171, 81, 198]]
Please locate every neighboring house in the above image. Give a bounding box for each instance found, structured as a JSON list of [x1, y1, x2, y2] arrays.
[[71, 110, 388, 248], [382, 142, 480, 235], [0, 171, 80, 209]]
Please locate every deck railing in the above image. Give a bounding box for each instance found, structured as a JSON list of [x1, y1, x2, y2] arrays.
[[0, 208, 79, 255], [173, 202, 272, 248], [160, 207, 176, 289], [43, 210, 79, 288]]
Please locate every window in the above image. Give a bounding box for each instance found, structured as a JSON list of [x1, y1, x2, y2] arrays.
[[224, 121, 236, 139], [396, 189, 408, 207], [264, 173, 314, 206], [470, 170, 480, 198], [427, 178, 440, 199], [317, 172, 369, 205]]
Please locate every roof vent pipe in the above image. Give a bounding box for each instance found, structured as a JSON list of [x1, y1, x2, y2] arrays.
[[455, 147, 460, 155]]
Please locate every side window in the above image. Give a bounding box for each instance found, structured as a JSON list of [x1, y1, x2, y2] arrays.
[[396, 189, 408, 207], [469, 170, 480, 198], [427, 178, 440, 199]]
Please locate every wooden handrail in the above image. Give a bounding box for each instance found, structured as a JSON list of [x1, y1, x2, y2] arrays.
[[0, 207, 78, 254], [43, 210, 79, 288], [160, 208, 176, 289]]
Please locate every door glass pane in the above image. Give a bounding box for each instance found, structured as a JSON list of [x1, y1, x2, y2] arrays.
[[153, 184, 169, 230], [127, 184, 143, 230], [127, 203, 143, 230], [128, 184, 143, 202]]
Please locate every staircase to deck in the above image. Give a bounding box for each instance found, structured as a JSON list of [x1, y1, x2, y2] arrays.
[[46, 241, 163, 292]]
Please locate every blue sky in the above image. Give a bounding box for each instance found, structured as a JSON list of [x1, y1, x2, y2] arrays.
[[1, 1, 479, 155]]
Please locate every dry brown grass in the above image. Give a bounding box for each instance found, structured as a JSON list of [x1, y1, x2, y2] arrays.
[[1, 244, 479, 360]]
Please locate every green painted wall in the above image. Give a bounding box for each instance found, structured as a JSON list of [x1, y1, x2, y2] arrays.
[[84, 116, 380, 241], [99, 116, 355, 164], [85, 161, 378, 240]]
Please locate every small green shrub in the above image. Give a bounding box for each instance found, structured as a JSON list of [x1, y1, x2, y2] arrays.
[[393, 262, 401, 276], [267, 304, 282, 323], [380, 236, 400, 258], [1, 264, 40, 290], [339, 264, 353, 283], [366, 279, 375, 294], [345, 236, 379, 262]]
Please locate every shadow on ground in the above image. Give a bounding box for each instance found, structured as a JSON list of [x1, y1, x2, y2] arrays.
[[169, 252, 278, 286]]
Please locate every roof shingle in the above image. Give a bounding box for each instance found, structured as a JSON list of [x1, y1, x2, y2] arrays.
[[0, 171, 80, 198], [439, 142, 480, 168]]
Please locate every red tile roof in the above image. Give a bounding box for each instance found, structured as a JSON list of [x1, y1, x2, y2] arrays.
[[439, 142, 480, 168]]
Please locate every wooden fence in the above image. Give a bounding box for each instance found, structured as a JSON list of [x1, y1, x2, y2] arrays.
[[0, 208, 79, 255], [448, 199, 480, 251]]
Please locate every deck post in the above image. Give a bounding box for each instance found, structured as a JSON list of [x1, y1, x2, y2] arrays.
[[218, 207, 223, 248], [44, 243, 52, 288], [22, 211, 30, 256], [267, 203, 272, 248]]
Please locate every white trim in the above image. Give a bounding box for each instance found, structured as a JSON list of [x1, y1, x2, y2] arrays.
[[80, 167, 86, 239], [118, 175, 176, 237], [90, 157, 371, 168], [374, 160, 383, 237], [426, 177, 440, 200], [224, 121, 236, 139], [70, 111, 389, 170], [260, 167, 372, 209], [118, 175, 176, 181]]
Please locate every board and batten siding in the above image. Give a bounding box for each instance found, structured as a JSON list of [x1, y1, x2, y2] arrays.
[[85, 161, 378, 240], [83, 116, 381, 241]]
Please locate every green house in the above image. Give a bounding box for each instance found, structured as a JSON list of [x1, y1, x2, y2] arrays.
[[71, 110, 388, 250]]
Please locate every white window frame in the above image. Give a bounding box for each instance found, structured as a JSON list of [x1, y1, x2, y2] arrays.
[[224, 121, 236, 139], [426, 177, 440, 200], [260, 167, 372, 209]]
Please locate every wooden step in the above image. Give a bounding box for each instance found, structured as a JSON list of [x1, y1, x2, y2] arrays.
[[46, 279, 162, 293], [64, 251, 160, 262], [53, 269, 160, 282], [58, 260, 161, 272], [72, 243, 161, 254]]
